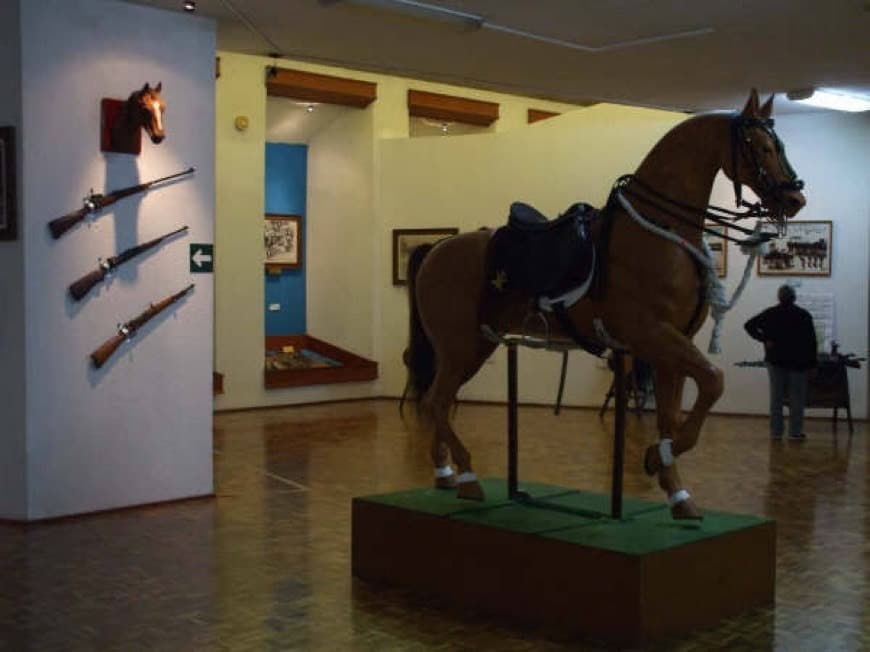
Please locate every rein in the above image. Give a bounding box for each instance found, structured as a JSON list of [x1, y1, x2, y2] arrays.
[[612, 114, 803, 246], [615, 174, 767, 245]]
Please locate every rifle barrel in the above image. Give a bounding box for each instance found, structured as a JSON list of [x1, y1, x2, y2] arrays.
[[109, 225, 189, 268]]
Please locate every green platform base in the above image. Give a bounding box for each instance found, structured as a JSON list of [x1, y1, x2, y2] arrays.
[[352, 479, 775, 646]]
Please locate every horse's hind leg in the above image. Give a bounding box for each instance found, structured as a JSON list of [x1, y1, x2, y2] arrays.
[[425, 340, 496, 501]]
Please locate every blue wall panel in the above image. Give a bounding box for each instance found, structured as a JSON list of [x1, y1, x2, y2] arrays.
[[264, 143, 307, 335]]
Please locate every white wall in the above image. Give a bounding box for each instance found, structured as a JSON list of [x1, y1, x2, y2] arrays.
[[307, 107, 376, 360], [703, 111, 869, 418], [0, 0, 27, 520], [18, 0, 216, 519], [378, 105, 869, 419]]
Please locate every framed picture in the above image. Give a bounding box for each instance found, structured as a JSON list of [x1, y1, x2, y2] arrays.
[[0, 126, 17, 241], [392, 227, 459, 285], [703, 224, 727, 278], [265, 214, 302, 271], [757, 220, 832, 277]]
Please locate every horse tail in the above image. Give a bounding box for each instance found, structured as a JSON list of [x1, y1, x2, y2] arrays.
[[402, 243, 437, 414]]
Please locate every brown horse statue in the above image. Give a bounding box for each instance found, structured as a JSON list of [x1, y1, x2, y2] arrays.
[[404, 90, 806, 519], [109, 82, 166, 152]]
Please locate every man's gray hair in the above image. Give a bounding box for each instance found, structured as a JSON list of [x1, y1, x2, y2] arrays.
[[778, 284, 796, 304]]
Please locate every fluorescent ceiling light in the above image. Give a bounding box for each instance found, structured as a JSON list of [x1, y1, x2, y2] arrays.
[[787, 88, 870, 112], [332, 0, 483, 28]]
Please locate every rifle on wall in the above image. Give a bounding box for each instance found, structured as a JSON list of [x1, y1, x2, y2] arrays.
[[68, 226, 189, 301], [90, 283, 195, 369], [48, 167, 194, 239]]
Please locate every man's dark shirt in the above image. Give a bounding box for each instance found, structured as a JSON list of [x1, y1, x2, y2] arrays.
[[744, 303, 818, 370]]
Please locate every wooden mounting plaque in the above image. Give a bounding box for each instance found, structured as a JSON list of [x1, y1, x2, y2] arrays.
[[101, 98, 141, 155]]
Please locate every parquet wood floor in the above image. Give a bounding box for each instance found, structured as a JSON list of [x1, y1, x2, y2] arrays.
[[1, 400, 867, 651]]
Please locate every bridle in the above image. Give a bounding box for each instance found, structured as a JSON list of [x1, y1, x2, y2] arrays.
[[611, 113, 804, 246], [730, 115, 804, 226]]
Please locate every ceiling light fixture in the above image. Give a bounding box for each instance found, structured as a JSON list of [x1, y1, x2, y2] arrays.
[[183, 0, 196, 12], [326, 0, 713, 52], [327, 0, 483, 29], [786, 88, 870, 112]]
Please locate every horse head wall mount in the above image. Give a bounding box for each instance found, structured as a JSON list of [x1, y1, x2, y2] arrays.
[[101, 82, 167, 155]]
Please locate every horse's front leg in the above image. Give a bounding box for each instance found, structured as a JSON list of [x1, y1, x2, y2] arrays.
[[633, 327, 724, 519], [647, 368, 701, 519]]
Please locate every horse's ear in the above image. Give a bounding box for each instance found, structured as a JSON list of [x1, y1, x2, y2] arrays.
[[155, 81, 162, 92], [760, 94, 774, 119], [741, 88, 760, 117]]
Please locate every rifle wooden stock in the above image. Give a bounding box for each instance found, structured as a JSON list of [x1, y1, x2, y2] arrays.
[[90, 332, 127, 369], [49, 207, 91, 239], [90, 284, 194, 369], [68, 268, 108, 301]]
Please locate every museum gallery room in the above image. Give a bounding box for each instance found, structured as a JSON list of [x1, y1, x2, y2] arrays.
[[1, 0, 868, 650]]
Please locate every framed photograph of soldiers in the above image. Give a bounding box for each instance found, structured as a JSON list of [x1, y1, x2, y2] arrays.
[[757, 220, 832, 277], [703, 224, 727, 278], [265, 214, 302, 271], [0, 126, 16, 241], [392, 227, 459, 285]]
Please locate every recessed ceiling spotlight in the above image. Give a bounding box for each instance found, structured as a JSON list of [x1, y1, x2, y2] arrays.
[[183, 1, 196, 12], [306, 104, 314, 113]]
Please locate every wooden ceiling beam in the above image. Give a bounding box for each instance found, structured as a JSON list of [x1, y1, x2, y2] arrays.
[[527, 109, 560, 123], [408, 89, 499, 127], [266, 67, 377, 108]]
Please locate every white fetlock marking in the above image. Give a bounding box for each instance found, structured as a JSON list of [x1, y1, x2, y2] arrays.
[[659, 438, 674, 467], [668, 489, 691, 507], [434, 465, 454, 479], [456, 472, 477, 484]]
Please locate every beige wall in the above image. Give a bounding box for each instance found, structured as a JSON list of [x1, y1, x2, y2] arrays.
[[215, 51, 868, 419], [214, 51, 582, 410], [377, 104, 684, 404]]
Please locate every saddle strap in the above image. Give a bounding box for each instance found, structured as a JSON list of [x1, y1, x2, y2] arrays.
[[551, 304, 607, 357]]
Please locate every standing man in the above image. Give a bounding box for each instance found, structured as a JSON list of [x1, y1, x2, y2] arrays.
[[744, 285, 818, 440]]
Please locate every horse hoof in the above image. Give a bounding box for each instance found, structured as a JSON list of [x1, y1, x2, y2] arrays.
[[643, 444, 661, 476], [434, 475, 456, 490], [457, 480, 485, 501], [671, 497, 703, 520]]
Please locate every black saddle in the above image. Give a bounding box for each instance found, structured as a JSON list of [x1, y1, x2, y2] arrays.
[[488, 201, 599, 299]]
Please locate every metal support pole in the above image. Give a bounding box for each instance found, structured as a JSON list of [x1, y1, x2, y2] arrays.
[[554, 351, 569, 415], [611, 350, 626, 519], [507, 343, 519, 499]]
